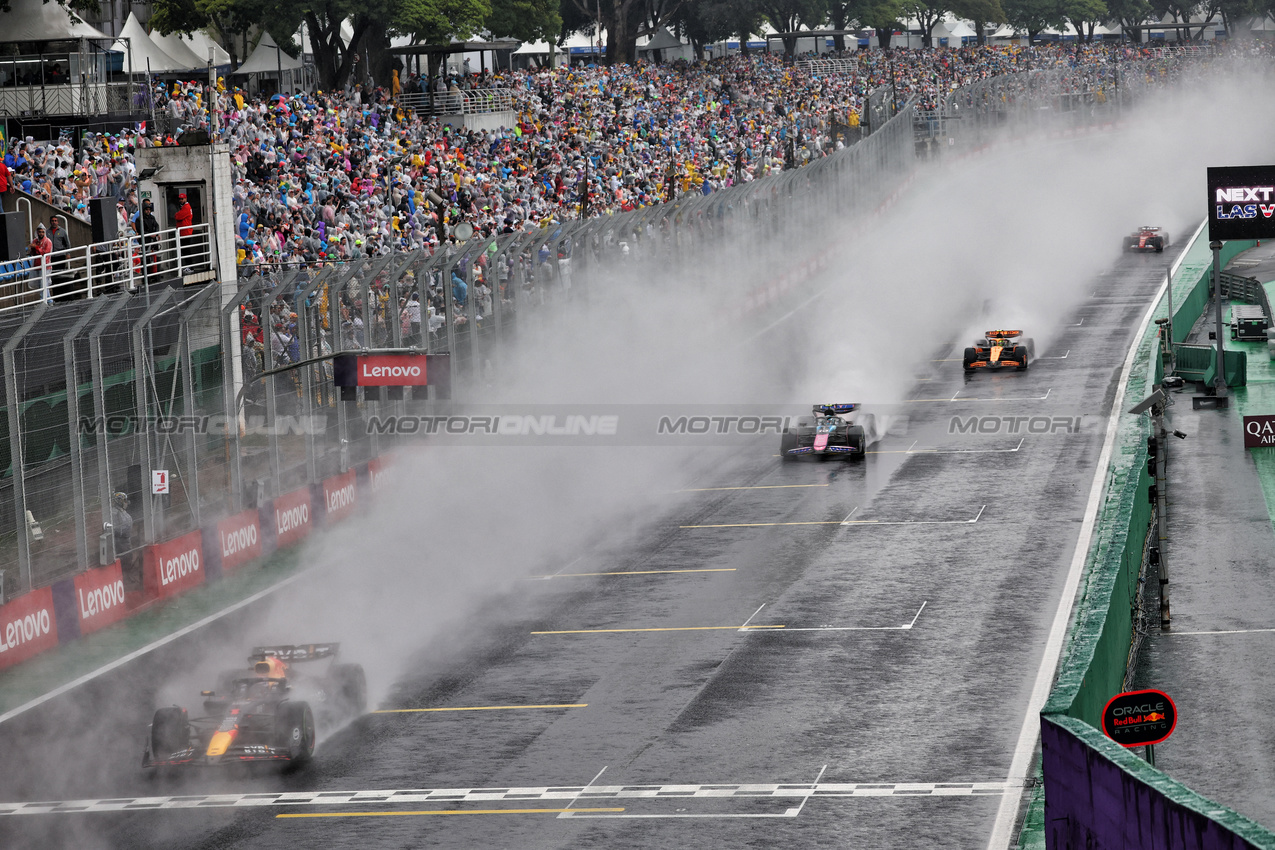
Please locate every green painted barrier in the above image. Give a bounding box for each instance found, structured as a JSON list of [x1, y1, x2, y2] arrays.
[[1024, 228, 1275, 849]]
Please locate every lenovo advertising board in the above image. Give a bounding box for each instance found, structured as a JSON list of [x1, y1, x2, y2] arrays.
[[73, 561, 128, 635], [1208, 165, 1275, 241], [144, 529, 205, 600], [368, 456, 391, 493], [0, 586, 58, 670], [216, 509, 262, 573], [322, 469, 357, 524], [273, 486, 313, 548], [334, 354, 428, 386], [1101, 688, 1178, 748]]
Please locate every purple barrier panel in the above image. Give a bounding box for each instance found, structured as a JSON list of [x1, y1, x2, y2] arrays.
[[1042, 715, 1260, 850]]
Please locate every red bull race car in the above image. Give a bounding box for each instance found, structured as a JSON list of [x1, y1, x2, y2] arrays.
[[780, 404, 872, 460], [143, 643, 367, 770], [1124, 226, 1170, 253], [963, 330, 1034, 372]]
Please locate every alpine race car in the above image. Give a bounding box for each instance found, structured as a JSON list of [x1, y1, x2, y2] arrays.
[[143, 643, 366, 770], [780, 404, 872, 460], [963, 330, 1034, 372], [1124, 226, 1170, 253]]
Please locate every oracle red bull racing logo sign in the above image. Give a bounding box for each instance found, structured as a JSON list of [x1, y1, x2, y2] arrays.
[[0, 586, 58, 669], [1101, 688, 1178, 748], [1208, 166, 1275, 240]]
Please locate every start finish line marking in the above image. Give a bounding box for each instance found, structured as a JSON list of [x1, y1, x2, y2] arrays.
[[0, 781, 1012, 817]]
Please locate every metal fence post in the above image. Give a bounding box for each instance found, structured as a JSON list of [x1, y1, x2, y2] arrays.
[[88, 293, 131, 565], [177, 285, 218, 529], [131, 288, 179, 544], [220, 275, 260, 514], [63, 297, 110, 572], [4, 304, 49, 592]]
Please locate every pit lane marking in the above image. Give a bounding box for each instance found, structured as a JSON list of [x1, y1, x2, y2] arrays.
[[677, 484, 831, 492], [0, 781, 1013, 817], [769, 602, 928, 632], [534, 568, 737, 579], [372, 704, 587, 714], [532, 625, 787, 635], [679, 520, 846, 528]]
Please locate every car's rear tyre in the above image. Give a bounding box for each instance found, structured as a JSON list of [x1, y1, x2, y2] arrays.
[[1153, 237, 1164, 253], [276, 701, 316, 765], [780, 430, 797, 459], [847, 427, 867, 461], [332, 664, 368, 715], [151, 707, 188, 759], [963, 347, 979, 372], [1014, 345, 1030, 370]]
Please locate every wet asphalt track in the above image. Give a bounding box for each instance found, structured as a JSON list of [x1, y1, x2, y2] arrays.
[[0, 248, 1182, 849]]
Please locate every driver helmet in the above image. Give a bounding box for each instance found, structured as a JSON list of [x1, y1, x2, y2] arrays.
[[254, 655, 288, 678], [111, 491, 129, 509]]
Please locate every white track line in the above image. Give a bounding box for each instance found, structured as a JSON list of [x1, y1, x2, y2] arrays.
[[739, 604, 768, 630], [558, 766, 608, 817], [773, 602, 928, 632], [0, 780, 1013, 817], [1163, 627, 1275, 636], [842, 506, 985, 526], [986, 218, 1206, 850], [0, 572, 305, 728], [1037, 351, 1070, 360], [906, 439, 1025, 455]]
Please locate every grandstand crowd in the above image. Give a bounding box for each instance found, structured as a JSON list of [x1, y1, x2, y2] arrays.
[[0, 41, 1255, 272]]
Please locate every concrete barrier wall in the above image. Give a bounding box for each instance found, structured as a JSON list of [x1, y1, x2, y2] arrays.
[[1038, 227, 1275, 850]]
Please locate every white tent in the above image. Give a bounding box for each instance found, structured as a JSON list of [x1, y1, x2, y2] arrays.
[[111, 12, 195, 73], [151, 29, 207, 69], [514, 40, 551, 55], [1, 0, 111, 41], [946, 20, 978, 38], [181, 30, 231, 66], [234, 33, 302, 76]]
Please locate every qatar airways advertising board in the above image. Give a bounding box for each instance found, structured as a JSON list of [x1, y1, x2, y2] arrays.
[[1208, 165, 1275, 241]]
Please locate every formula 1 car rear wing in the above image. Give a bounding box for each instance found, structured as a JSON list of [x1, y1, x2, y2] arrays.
[[250, 644, 340, 663], [983, 330, 1023, 340], [814, 403, 857, 416]]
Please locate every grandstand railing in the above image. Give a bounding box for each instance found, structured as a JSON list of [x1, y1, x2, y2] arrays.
[[0, 223, 213, 315], [399, 88, 516, 116], [795, 58, 858, 75], [0, 82, 137, 119]]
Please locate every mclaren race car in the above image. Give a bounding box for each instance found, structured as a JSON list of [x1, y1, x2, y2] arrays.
[[963, 330, 1034, 372], [1124, 226, 1170, 253], [780, 404, 872, 461], [143, 643, 367, 770]]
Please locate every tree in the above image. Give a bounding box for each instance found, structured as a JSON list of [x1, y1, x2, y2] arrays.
[[1106, 0, 1151, 40], [951, 0, 1006, 43], [826, 1, 854, 49], [1002, 0, 1065, 41], [672, 0, 763, 58], [902, 0, 949, 45], [848, 0, 905, 46], [761, 0, 829, 55], [1063, 0, 1108, 39], [566, 0, 685, 65], [486, 0, 563, 43]]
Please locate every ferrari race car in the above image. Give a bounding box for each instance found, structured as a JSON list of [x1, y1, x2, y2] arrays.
[[963, 330, 1035, 372], [780, 404, 873, 461], [1124, 226, 1170, 253], [143, 643, 367, 770]]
